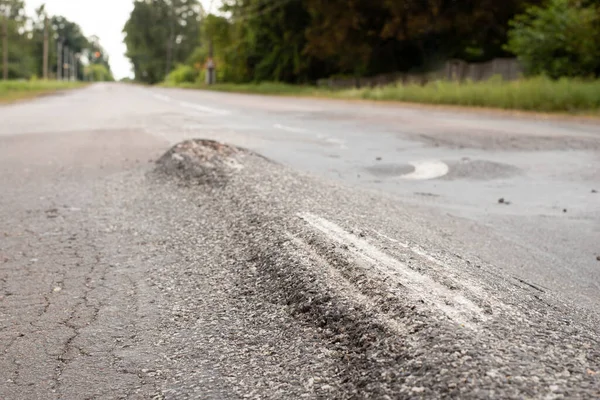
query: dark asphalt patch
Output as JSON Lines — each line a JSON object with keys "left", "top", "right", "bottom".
{"left": 443, "top": 159, "right": 521, "bottom": 181}
{"left": 364, "top": 163, "right": 414, "bottom": 178}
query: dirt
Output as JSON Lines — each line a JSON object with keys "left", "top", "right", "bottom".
{"left": 156, "top": 139, "right": 251, "bottom": 186}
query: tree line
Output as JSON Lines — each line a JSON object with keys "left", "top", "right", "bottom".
{"left": 123, "top": 0, "right": 600, "bottom": 85}
{"left": 0, "top": 0, "right": 113, "bottom": 81}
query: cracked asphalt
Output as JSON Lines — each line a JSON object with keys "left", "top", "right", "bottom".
{"left": 1, "top": 84, "right": 599, "bottom": 399}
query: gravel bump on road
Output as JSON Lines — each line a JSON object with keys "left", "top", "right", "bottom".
{"left": 156, "top": 139, "right": 251, "bottom": 186}
{"left": 149, "top": 139, "right": 600, "bottom": 398}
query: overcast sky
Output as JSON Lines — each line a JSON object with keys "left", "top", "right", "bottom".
{"left": 25, "top": 0, "right": 216, "bottom": 80}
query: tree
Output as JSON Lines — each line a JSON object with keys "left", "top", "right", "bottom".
{"left": 87, "top": 35, "right": 113, "bottom": 79}
{"left": 51, "top": 15, "right": 88, "bottom": 53}
{"left": 235, "top": 0, "right": 317, "bottom": 82}
{"left": 0, "top": 0, "right": 25, "bottom": 20}
{"left": 123, "top": 0, "right": 203, "bottom": 84}
{"left": 85, "top": 63, "right": 113, "bottom": 81}
{"left": 0, "top": 0, "right": 33, "bottom": 79}
{"left": 129, "top": 0, "right": 586, "bottom": 84}
{"left": 506, "top": 0, "right": 600, "bottom": 78}
{"left": 0, "top": 2, "right": 112, "bottom": 80}
{"left": 187, "top": 14, "right": 235, "bottom": 82}
{"left": 304, "top": 0, "right": 541, "bottom": 75}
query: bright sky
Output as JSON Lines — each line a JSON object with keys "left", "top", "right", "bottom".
{"left": 25, "top": 0, "right": 216, "bottom": 80}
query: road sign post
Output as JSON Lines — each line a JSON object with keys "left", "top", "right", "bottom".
{"left": 205, "top": 58, "right": 216, "bottom": 85}
{"left": 57, "top": 40, "right": 62, "bottom": 80}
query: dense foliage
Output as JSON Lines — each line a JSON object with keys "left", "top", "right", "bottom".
{"left": 124, "top": 0, "right": 600, "bottom": 84}
{"left": 506, "top": 0, "right": 600, "bottom": 78}
{"left": 0, "top": 0, "right": 113, "bottom": 80}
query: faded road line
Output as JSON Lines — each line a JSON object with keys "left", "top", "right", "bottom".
{"left": 152, "top": 93, "right": 173, "bottom": 103}
{"left": 317, "top": 134, "right": 347, "bottom": 149}
{"left": 177, "top": 101, "right": 231, "bottom": 116}
{"left": 299, "top": 212, "right": 487, "bottom": 328}
{"left": 152, "top": 93, "right": 231, "bottom": 116}
{"left": 273, "top": 124, "right": 308, "bottom": 134}
{"left": 401, "top": 160, "right": 449, "bottom": 180}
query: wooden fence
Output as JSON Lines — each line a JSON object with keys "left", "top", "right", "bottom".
{"left": 317, "top": 58, "right": 523, "bottom": 89}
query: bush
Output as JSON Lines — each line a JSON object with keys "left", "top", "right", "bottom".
{"left": 506, "top": 0, "right": 600, "bottom": 79}
{"left": 85, "top": 64, "right": 114, "bottom": 82}
{"left": 165, "top": 65, "right": 199, "bottom": 84}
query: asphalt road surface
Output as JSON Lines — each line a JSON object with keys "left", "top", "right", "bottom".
{"left": 1, "top": 83, "right": 599, "bottom": 399}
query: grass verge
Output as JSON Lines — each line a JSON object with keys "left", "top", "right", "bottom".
{"left": 163, "top": 77, "right": 600, "bottom": 115}
{"left": 0, "top": 80, "right": 84, "bottom": 104}
{"left": 163, "top": 81, "right": 325, "bottom": 96}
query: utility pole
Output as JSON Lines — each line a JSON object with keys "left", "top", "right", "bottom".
{"left": 57, "top": 39, "right": 62, "bottom": 80}
{"left": 73, "top": 54, "right": 77, "bottom": 81}
{"left": 2, "top": 11, "right": 8, "bottom": 80}
{"left": 204, "top": 0, "right": 216, "bottom": 85}
{"left": 62, "top": 45, "right": 68, "bottom": 81}
{"left": 206, "top": 39, "right": 215, "bottom": 85}
{"left": 69, "top": 51, "right": 73, "bottom": 81}
{"left": 43, "top": 16, "right": 49, "bottom": 79}
{"left": 70, "top": 51, "right": 74, "bottom": 81}
{"left": 165, "top": 0, "right": 174, "bottom": 77}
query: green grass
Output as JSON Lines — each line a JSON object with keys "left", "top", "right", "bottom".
{"left": 0, "top": 80, "right": 84, "bottom": 104}
{"left": 163, "top": 81, "right": 327, "bottom": 96}
{"left": 164, "top": 77, "right": 600, "bottom": 114}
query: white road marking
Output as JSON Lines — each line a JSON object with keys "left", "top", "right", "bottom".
{"left": 371, "top": 229, "right": 491, "bottom": 301}
{"left": 317, "top": 134, "right": 347, "bottom": 149}
{"left": 152, "top": 93, "right": 231, "bottom": 116}
{"left": 152, "top": 93, "right": 173, "bottom": 102}
{"left": 177, "top": 101, "right": 231, "bottom": 116}
{"left": 286, "top": 233, "right": 410, "bottom": 336}
{"left": 299, "top": 212, "right": 487, "bottom": 328}
{"left": 273, "top": 124, "right": 308, "bottom": 133}
{"left": 400, "top": 160, "right": 449, "bottom": 180}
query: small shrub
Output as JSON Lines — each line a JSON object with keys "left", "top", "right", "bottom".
{"left": 165, "top": 65, "right": 199, "bottom": 84}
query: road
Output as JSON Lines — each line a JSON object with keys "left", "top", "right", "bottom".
{"left": 0, "top": 83, "right": 599, "bottom": 398}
